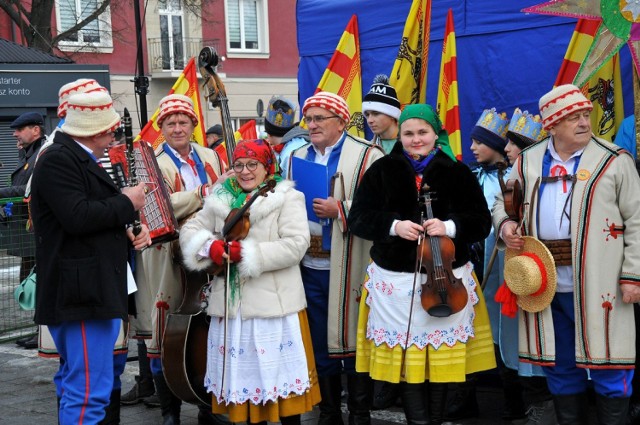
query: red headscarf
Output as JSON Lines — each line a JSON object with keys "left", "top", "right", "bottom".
{"left": 232, "top": 139, "right": 278, "bottom": 175}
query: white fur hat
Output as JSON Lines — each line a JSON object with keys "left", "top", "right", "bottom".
{"left": 539, "top": 84, "right": 593, "bottom": 130}
{"left": 61, "top": 91, "right": 121, "bottom": 137}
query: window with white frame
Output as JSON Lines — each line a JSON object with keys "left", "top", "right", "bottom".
{"left": 56, "top": 0, "right": 113, "bottom": 52}
{"left": 226, "top": 0, "right": 269, "bottom": 55}
{"left": 158, "top": 0, "right": 185, "bottom": 70}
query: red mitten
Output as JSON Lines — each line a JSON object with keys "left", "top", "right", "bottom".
{"left": 227, "top": 240, "right": 242, "bottom": 263}
{"left": 209, "top": 239, "right": 226, "bottom": 265}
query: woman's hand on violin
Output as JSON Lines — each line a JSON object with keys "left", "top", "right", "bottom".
{"left": 422, "top": 218, "right": 446, "bottom": 237}
{"left": 501, "top": 221, "right": 524, "bottom": 250}
{"left": 395, "top": 220, "right": 424, "bottom": 241}
{"left": 209, "top": 239, "right": 242, "bottom": 265}
{"left": 313, "top": 197, "right": 339, "bottom": 219}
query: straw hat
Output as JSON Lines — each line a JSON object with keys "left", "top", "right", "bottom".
{"left": 503, "top": 236, "right": 557, "bottom": 313}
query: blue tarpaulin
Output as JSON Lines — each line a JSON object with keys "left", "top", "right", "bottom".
{"left": 296, "top": 0, "right": 634, "bottom": 163}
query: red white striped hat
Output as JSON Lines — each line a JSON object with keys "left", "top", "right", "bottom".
{"left": 302, "top": 91, "right": 350, "bottom": 123}
{"left": 157, "top": 94, "right": 198, "bottom": 127}
{"left": 61, "top": 91, "right": 120, "bottom": 137}
{"left": 538, "top": 84, "right": 593, "bottom": 130}
{"left": 57, "top": 79, "right": 107, "bottom": 118}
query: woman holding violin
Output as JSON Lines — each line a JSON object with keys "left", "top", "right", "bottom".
{"left": 348, "top": 104, "right": 496, "bottom": 425}
{"left": 180, "top": 139, "right": 320, "bottom": 425}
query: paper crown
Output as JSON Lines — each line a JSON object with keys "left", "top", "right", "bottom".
{"left": 475, "top": 108, "right": 509, "bottom": 138}
{"left": 507, "top": 108, "right": 547, "bottom": 149}
{"left": 265, "top": 96, "right": 296, "bottom": 131}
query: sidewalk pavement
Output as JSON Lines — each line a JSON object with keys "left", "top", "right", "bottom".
{"left": 0, "top": 338, "right": 519, "bottom": 425}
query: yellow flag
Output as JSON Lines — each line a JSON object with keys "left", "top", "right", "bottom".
{"left": 389, "top": 0, "right": 432, "bottom": 108}
{"left": 314, "top": 15, "right": 364, "bottom": 137}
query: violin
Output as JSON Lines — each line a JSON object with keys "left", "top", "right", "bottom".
{"left": 496, "top": 161, "right": 523, "bottom": 222}
{"left": 209, "top": 178, "right": 277, "bottom": 274}
{"left": 418, "top": 189, "right": 468, "bottom": 317}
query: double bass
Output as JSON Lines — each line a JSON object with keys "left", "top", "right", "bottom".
{"left": 418, "top": 189, "right": 469, "bottom": 317}
{"left": 162, "top": 46, "right": 238, "bottom": 406}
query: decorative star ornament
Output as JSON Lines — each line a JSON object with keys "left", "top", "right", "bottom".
{"left": 523, "top": 0, "right": 640, "bottom": 87}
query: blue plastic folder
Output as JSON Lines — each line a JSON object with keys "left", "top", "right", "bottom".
{"left": 291, "top": 156, "right": 328, "bottom": 223}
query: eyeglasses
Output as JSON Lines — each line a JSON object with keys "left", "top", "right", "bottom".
{"left": 232, "top": 161, "right": 261, "bottom": 173}
{"left": 303, "top": 115, "right": 341, "bottom": 124}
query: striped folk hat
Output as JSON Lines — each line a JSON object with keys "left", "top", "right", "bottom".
{"left": 57, "top": 79, "right": 107, "bottom": 118}
{"left": 61, "top": 91, "right": 121, "bottom": 137}
{"left": 302, "top": 91, "right": 350, "bottom": 123}
{"left": 157, "top": 94, "right": 198, "bottom": 127}
{"left": 539, "top": 84, "right": 593, "bottom": 130}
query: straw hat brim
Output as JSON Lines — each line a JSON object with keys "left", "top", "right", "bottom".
{"left": 504, "top": 236, "right": 557, "bottom": 313}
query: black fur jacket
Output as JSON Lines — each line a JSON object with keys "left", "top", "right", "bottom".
{"left": 348, "top": 142, "right": 491, "bottom": 273}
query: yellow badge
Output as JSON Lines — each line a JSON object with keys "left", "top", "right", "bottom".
{"left": 576, "top": 169, "right": 590, "bottom": 181}
{"left": 23, "top": 163, "right": 29, "bottom": 171}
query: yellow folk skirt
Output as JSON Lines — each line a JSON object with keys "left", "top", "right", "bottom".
{"left": 356, "top": 270, "right": 496, "bottom": 384}
{"left": 211, "top": 310, "right": 321, "bottom": 423}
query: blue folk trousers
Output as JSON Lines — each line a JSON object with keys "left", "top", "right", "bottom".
{"left": 49, "top": 319, "right": 120, "bottom": 425}
{"left": 543, "top": 292, "right": 633, "bottom": 398}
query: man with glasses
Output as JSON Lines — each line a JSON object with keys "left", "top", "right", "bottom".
{"left": 132, "top": 94, "right": 231, "bottom": 425}
{"left": 289, "top": 91, "right": 384, "bottom": 425}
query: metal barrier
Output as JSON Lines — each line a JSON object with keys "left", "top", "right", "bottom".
{"left": 0, "top": 197, "right": 37, "bottom": 342}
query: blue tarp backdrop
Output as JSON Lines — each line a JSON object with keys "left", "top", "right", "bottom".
{"left": 296, "top": 0, "right": 634, "bottom": 164}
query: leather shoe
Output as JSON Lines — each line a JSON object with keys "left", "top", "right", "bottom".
{"left": 21, "top": 335, "right": 38, "bottom": 349}
{"left": 197, "top": 406, "right": 231, "bottom": 425}
{"left": 15, "top": 335, "right": 33, "bottom": 347}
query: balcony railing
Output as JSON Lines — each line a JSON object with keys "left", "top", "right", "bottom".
{"left": 148, "top": 37, "right": 221, "bottom": 72}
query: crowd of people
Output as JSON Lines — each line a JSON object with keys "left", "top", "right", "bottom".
{"left": 3, "top": 70, "right": 639, "bottom": 425}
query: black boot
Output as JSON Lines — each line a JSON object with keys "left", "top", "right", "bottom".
{"left": 317, "top": 374, "right": 344, "bottom": 425}
{"left": 552, "top": 393, "right": 588, "bottom": 425}
{"left": 596, "top": 394, "right": 630, "bottom": 425}
{"left": 347, "top": 372, "right": 373, "bottom": 425}
{"left": 279, "top": 414, "right": 301, "bottom": 425}
{"left": 98, "top": 389, "right": 121, "bottom": 425}
{"left": 501, "top": 367, "right": 526, "bottom": 420}
{"left": 372, "top": 381, "right": 401, "bottom": 410}
{"left": 196, "top": 405, "right": 231, "bottom": 425}
{"left": 428, "top": 382, "right": 448, "bottom": 425}
{"left": 399, "top": 382, "right": 429, "bottom": 425}
{"left": 122, "top": 341, "right": 155, "bottom": 405}
{"left": 153, "top": 373, "right": 181, "bottom": 425}
{"left": 445, "top": 375, "right": 479, "bottom": 420}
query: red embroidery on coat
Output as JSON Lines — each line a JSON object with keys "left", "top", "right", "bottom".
{"left": 603, "top": 218, "right": 624, "bottom": 241}
{"left": 601, "top": 293, "right": 615, "bottom": 359}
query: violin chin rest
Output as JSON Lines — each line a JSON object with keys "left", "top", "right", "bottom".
{"left": 426, "top": 304, "right": 453, "bottom": 318}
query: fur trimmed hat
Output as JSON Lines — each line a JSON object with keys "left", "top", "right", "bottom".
{"left": 157, "top": 94, "right": 198, "bottom": 127}
{"left": 57, "top": 79, "right": 107, "bottom": 118}
{"left": 265, "top": 96, "right": 296, "bottom": 137}
{"left": 61, "top": 91, "right": 121, "bottom": 138}
{"left": 302, "top": 91, "right": 350, "bottom": 123}
{"left": 539, "top": 84, "right": 593, "bottom": 130}
{"left": 362, "top": 74, "right": 401, "bottom": 119}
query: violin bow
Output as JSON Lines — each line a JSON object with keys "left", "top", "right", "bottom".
{"left": 400, "top": 212, "right": 425, "bottom": 379}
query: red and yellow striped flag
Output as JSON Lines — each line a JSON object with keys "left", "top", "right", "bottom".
{"left": 554, "top": 19, "right": 624, "bottom": 143}
{"left": 137, "top": 57, "right": 207, "bottom": 149}
{"left": 314, "top": 15, "right": 364, "bottom": 138}
{"left": 389, "top": 0, "right": 432, "bottom": 108}
{"left": 233, "top": 119, "right": 258, "bottom": 141}
{"left": 436, "top": 8, "right": 461, "bottom": 160}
